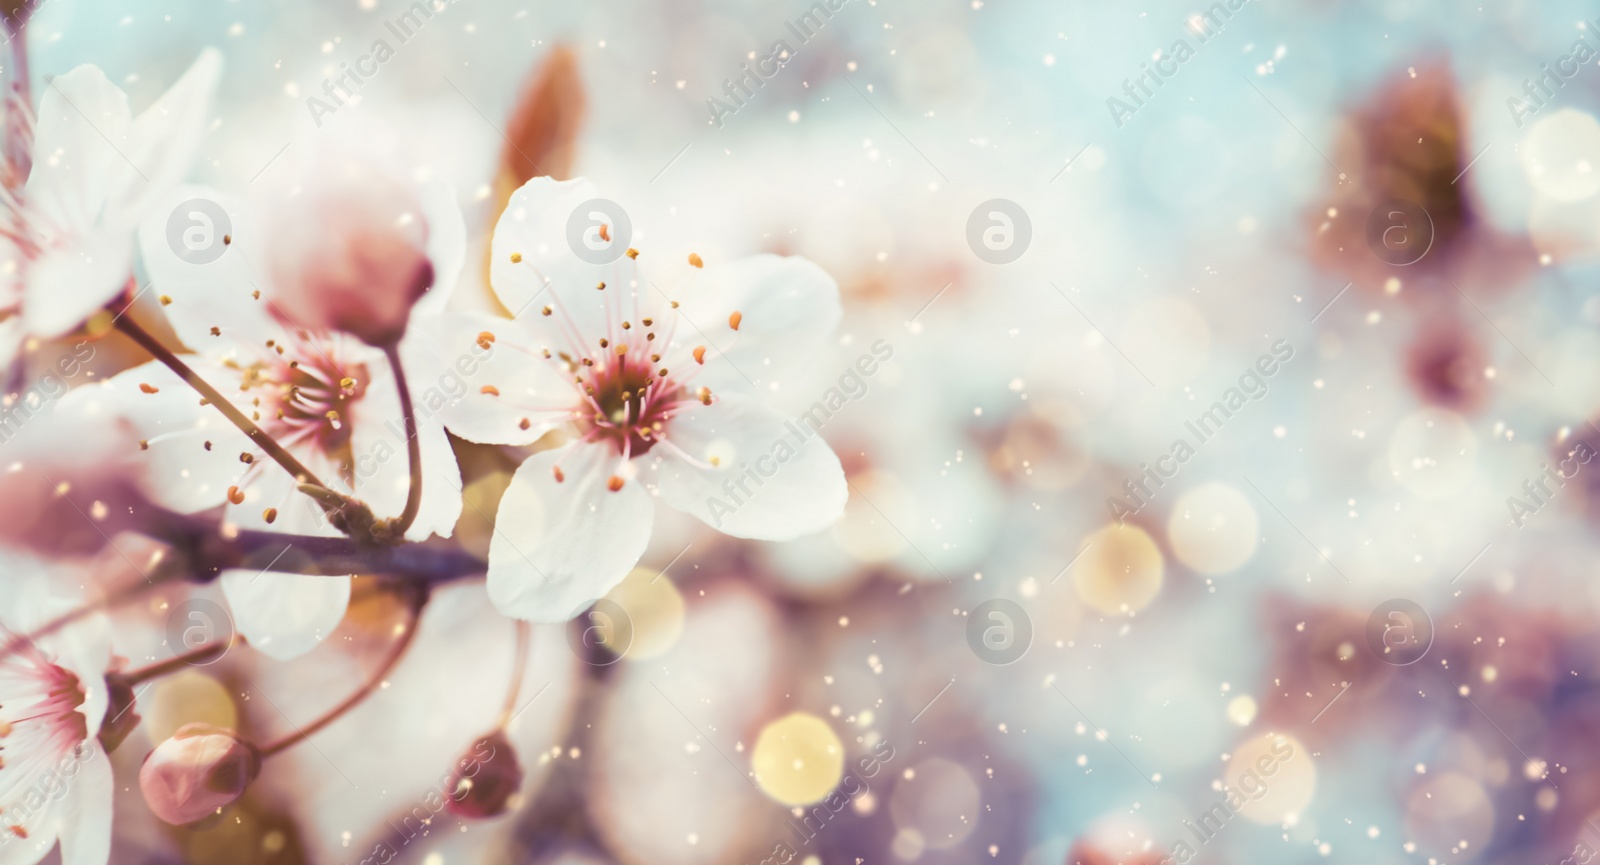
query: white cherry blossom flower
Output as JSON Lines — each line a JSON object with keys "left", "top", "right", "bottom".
{"left": 0, "top": 555, "right": 115, "bottom": 865}
{"left": 438, "top": 177, "right": 848, "bottom": 621}
{"left": 68, "top": 179, "right": 469, "bottom": 660}
{"left": 0, "top": 49, "right": 221, "bottom": 363}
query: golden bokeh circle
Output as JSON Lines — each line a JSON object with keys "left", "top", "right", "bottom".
{"left": 601, "top": 566, "right": 685, "bottom": 660}
{"left": 1074, "top": 524, "right": 1164, "bottom": 615}
{"left": 142, "top": 669, "right": 238, "bottom": 743}
{"left": 1227, "top": 732, "right": 1315, "bottom": 824}
{"left": 1168, "top": 482, "right": 1259, "bottom": 575}
{"left": 751, "top": 712, "right": 845, "bottom": 806}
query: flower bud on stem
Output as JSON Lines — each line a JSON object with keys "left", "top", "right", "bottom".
{"left": 445, "top": 729, "right": 523, "bottom": 819}
{"left": 140, "top": 724, "right": 262, "bottom": 825}
{"left": 261, "top": 158, "right": 434, "bottom": 348}
{"left": 441, "top": 621, "right": 532, "bottom": 820}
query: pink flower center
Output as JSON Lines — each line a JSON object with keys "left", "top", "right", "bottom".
{"left": 576, "top": 352, "right": 685, "bottom": 458}
{"left": 0, "top": 635, "right": 90, "bottom": 838}
{"left": 0, "top": 107, "right": 57, "bottom": 308}
{"left": 240, "top": 339, "right": 369, "bottom": 467}
{"left": 509, "top": 261, "right": 740, "bottom": 488}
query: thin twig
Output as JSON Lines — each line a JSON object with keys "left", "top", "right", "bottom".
{"left": 382, "top": 343, "right": 423, "bottom": 536}
{"left": 121, "top": 634, "right": 239, "bottom": 685}
{"left": 0, "top": 555, "right": 187, "bottom": 662}
{"left": 259, "top": 588, "right": 426, "bottom": 757}
{"left": 112, "top": 311, "right": 330, "bottom": 492}
{"left": 497, "top": 620, "right": 532, "bottom": 729}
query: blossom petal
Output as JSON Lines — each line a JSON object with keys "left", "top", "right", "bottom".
{"left": 221, "top": 569, "right": 351, "bottom": 661}
{"left": 51, "top": 627, "right": 113, "bottom": 743}
{"left": 487, "top": 444, "right": 652, "bottom": 622}
{"left": 0, "top": 556, "right": 113, "bottom": 736}
{"left": 0, "top": 819, "right": 56, "bottom": 863}
{"left": 489, "top": 177, "right": 640, "bottom": 341}
{"left": 410, "top": 419, "right": 462, "bottom": 541}
{"left": 20, "top": 52, "right": 220, "bottom": 340}
{"left": 0, "top": 561, "right": 112, "bottom": 865}
{"left": 669, "top": 254, "right": 841, "bottom": 392}
{"left": 106, "top": 48, "right": 223, "bottom": 220}
{"left": 135, "top": 184, "right": 281, "bottom": 353}
{"left": 342, "top": 362, "right": 407, "bottom": 514}
{"left": 405, "top": 312, "right": 576, "bottom": 446}
{"left": 25, "top": 64, "right": 129, "bottom": 241}
{"left": 647, "top": 395, "right": 846, "bottom": 540}
{"left": 66, "top": 360, "right": 253, "bottom": 512}
{"left": 22, "top": 230, "right": 134, "bottom": 338}
{"left": 55, "top": 747, "right": 113, "bottom": 865}
{"left": 226, "top": 457, "right": 338, "bottom": 538}
{"left": 412, "top": 179, "right": 467, "bottom": 317}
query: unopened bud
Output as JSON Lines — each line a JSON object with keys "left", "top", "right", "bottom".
{"left": 445, "top": 730, "right": 523, "bottom": 819}
{"left": 263, "top": 157, "right": 435, "bottom": 346}
{"left": 139, "top": 724, "right": 261, "bottom": 825}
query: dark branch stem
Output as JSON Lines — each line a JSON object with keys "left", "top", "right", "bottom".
{"left": 1, "top": 510, "right": 484, "bottom": 667}
{"left": 382, "top": 343, "right": 424, "bottom": 537}
{"left": 112, "top": 312, "right": 332, "bottom": 493}
{"left": 259, "top": 588, "right": 425, "bottom": 757}
{"left": 145, "top": 507, "right": 485, "bottom": 584}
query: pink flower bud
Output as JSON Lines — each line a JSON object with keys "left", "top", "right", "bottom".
{"left": 139, "top": 723, "right": 261, "bottom": 825}
{"left": 263, "top": 159, "right": 434, "bottom": 347}
{"left": 445, "top": 730, "right": 523, "bottom": 819}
